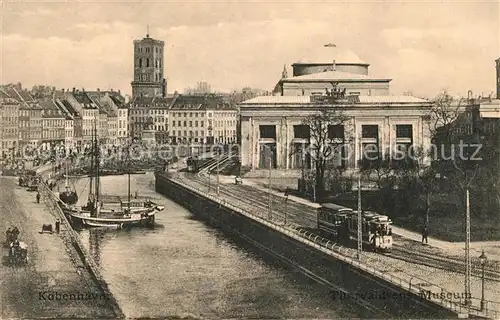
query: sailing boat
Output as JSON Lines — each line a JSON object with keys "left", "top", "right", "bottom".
{"left": 60, "top": 120, "right": 164, "bottom": 229}
{"left": 59, "top": 158, "right": 78, "bottom": 205}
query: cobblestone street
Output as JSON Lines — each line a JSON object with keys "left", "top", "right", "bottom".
{"left": 0, "top": 177, "right": 116, "bottom": 319}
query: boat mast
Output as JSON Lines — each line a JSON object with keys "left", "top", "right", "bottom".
{"left": 65, "top": 157, "right": 68, "bottom": 188}
{"left": 88, "top": 121, "right": 94, "bottom": 198}
{"left": 94, "top": 118, "right": 100, "bottom": 206}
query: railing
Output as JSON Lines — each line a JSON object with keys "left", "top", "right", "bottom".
{"left": 161, "top": 171, "right": 499, "bottom": 320}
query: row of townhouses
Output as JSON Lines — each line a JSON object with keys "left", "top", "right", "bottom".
{"left": 128, "top": 94, "right": 238, "bottom": 146}
{"left": 0, "top": 84, "right": 129, "bottom": 158}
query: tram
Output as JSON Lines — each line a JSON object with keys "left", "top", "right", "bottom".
{"left": 345, "top": 210, "right": 393, "bottom": 252}
{"left": 186, "top": 157, "right": 196, "bottom": 172}
{"left": 317, "top": 203, "right": 393, "bottom": 252}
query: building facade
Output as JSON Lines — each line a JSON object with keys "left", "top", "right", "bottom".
{"left": 131, "top": 33, "right": 166, "bottom": 98}
{"left": 169, "top": 94, "right": 238, "bottom": 145}
{"left": 40, "top": 99, "right": 65, "bottom": 152}
{"left": 128, "top": 96, "right": 173, "bottom": 144}
{"left": 0, "top": 90, "right": 19, "bottom": 159}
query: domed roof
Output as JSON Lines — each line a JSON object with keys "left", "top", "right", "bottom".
{"left": 295, "top": 43, "right": 366, "bottom": 65}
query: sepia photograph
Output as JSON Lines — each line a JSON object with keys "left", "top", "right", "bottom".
{"left": 0, "top": 0, "right": 499, "bottom": 319}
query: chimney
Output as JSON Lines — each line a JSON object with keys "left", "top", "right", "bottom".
{"left": 111, "top": 88, "right": 114, "bottom": 92}
{"left": 72, "top": 87, "right": 75, "bottom": 93}
{"left": 62, "top": 89, "right": 65, "bottom": 93}
{"left": 118, "top": 90, "right": 121, "bottom": 95}
{"left": 97, "top": 88, "right": 100, "bottom": 92}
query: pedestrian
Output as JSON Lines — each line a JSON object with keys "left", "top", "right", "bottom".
{"left": 36, "top": 192, "right": 41, "bottom": 204}
{"left": 421, "top": 225, "right": 428, "bottom": 244}
{"left": 55, "top": 219, "right": 60, "bottom": 234}
{"left": 12, "top": 227, "right": 19, "bottom": 241}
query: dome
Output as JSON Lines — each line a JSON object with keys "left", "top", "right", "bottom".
{"left": 295, "top": 43, "right": 366, "bottom": 65}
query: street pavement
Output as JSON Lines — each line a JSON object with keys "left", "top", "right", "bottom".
{"left": 0, "top": 176, "right": 116, "bottom": 319}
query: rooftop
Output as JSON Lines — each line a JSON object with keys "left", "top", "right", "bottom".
{"left": 72, "top": 92, "right": 98, "bottom": 109}
{"left": 294, "top": 44, "right": 367, "bottom": 65}
{"left": 240, "top": 95, "right": 430, "bottom": 105}
{"left": 171, "top": 94, "right": 233, "bottom": 110}
{"left": 60, "top": 99, "right": 80, "bottom": 117}
{"left": 479, "top": 99, "right": 500, "bottom": 118}
{"left": 284, "top": 70, "right": 391, "bottom": 82}
{"left": 39, "top": 99, "right": 65, "bottom": 118}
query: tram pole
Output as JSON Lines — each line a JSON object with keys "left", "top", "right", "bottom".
{"left": 216, "top": 151, "right": 220, "bottom": 196}
{"left": 268, "top": 153, "right": 272, "bottom": 220}
{"left": 357, "top": 167, "right": 362, "bottom": 260}
{"left": 465, "top": 187, "right": 471, "bottom": 306}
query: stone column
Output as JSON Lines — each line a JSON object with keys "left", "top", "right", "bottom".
{"left": 252, "top": 118, "right": 257, "bottom": 170}
{"left": 383, "top": 116, "right": 390, "bottom": 158}
{"left": 275, "top": 122, "right": 281, "bottom": 169}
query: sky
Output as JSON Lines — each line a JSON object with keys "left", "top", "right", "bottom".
{"left": 1, "top": 0, "right": 499, "bottom": 98}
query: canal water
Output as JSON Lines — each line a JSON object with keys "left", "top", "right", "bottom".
{"left": 70, "top": 173, "right": 362, "bottom": 319}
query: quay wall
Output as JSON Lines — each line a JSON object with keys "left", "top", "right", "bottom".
{"left": 36, "top": 165, "right": 125, "bottom": 319}
{"left": 155, "top": 173, "right": 460, "bottom": 318}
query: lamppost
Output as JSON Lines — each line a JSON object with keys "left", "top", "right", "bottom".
{"left": 479, "top": 250, "right": 487, "bottom": 311}
{"left": 208, "top": 169, "right": 211, "bottom": 193}
{"left": 216, "top": 151, "right": 220, "bottom": 196}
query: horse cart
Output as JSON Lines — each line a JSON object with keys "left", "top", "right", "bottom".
{"left": 8, "top": 241, "right": 29, "bottom": 265}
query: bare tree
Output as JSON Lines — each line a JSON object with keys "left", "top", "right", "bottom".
{"left": 302, "top": 107, "right": 350, "bottom": 199}
{"left": 403, "top": 146, "right": 436, "bottom": 225}
{"left": 428, "top": 92, "right": 463, "bottom": 138}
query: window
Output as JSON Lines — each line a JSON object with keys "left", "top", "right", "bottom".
{"left": 362, "top": 125, "right": 378, "bottom": 139}
{"left": 396, "top": 125, "right": 412, "bottom": 139}
{"left": 189, "top": 121, "right": 192, "bottom": 127}
{"left": 183, "top": 121, "right": 187, "bottom": 126}
{"left": 178, "top": 121, "right": 181, "bottom": 126}
{"left": 327, "top": 125, "right": 346, "bottom": 168}
{"left": 195, "top": 121, "right": 198, "bottom": 127}
{"left": 360, "top": 125, "right": 380, "bottom": 166}
{"left": 200, "top": 121, "right": 204, "bottom": 127}
{"left": 139, "top": 58, "right": 142, "bottom": 68}
{"left": 394, "top": 124, "right": 413, "bottom": 165}
{"left": 146, "top": 59, "right": 150, "bottom": 67}
{"left": 259, "top": 125, "right": 276, "bottom": 139}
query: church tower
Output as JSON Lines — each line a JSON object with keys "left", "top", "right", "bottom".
{"left": 131, "top": 28, "right": 166, "bottom": 98}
